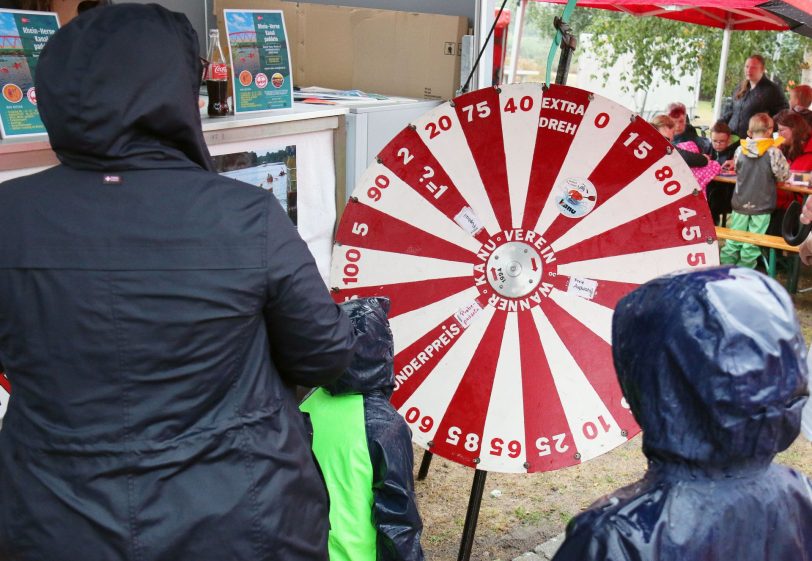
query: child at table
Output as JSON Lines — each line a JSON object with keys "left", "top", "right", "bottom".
{"left": 650, "top": 114, "right": 720, "bottom": 195}
{"left": 720, "top": 113, "right": 790, "bottom": 268}
{"left": 706, "top": 121, "right": 738, "bottom": 167}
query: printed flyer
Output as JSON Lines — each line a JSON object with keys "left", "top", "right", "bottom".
{"left": 0, "top": 9, "right": 58, "bottom": 138}
{"left": 223, "top": 9, "right": 293, "bottom": 114}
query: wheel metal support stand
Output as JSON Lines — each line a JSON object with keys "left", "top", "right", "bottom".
{"left": 421, "top": 14, "right": 576, "bottom": 561}
{"left": 554, "top": 16, "right": 576, "bottom": 86}
{"left": 417, "top": 450, "right": 433, "bottom": 481}
{"left": 457, "top": 469, "right": 488, "bottom": 561}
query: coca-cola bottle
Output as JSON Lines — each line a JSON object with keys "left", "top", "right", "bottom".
{"left": 205, "top": 29, "right": 229, "bottom": 117}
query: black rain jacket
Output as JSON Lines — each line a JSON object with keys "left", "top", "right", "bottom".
{"left": 0, "top": 5, "right": 355, "bottom": 561}
{"left": 722, "top": 76, "right": 789, "bottom": 138}
{"left": 553, "top": 267, "right": 812, "bottom": 561}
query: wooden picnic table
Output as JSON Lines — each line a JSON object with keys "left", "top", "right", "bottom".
{"left": 708, "top": 174, "right": 808, "bottom": 293}
{"left": 712, "top": 173, "right": 737, "bottom": 185}
{"left": 710, "top": 173, "right": 812, "bottom": 195}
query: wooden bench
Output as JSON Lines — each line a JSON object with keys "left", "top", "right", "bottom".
{"left": 715, "top": 227, "right": 801, "bottom": 292}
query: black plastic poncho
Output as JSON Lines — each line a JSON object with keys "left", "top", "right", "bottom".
{"left": 553, "top": 267, "right": 812, "bottom": 561}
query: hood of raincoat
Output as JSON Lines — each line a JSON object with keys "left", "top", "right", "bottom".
{"left": 35, "top": 4, "right": 213, "bottom": 171}
{"left": 740, "top": 136, "right": 784, "bottom": 158}
{"left": 612, "top": 266, "right": 808, "bottom": 471}
{"left": 326, "top": 297, "right": 395, "bottom": 397}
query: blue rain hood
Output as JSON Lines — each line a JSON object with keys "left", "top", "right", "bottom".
{"left": 552, "top": 266, "right": 812, "bottom": 561}
{"left": 326, "top": 297, "right": 395, "bottom": 397}
{"left": 612, "top": 266, "right": 808, "bottom": 470}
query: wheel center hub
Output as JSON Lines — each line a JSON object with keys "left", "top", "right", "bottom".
{"left": 486, "top": 241, "right": 542, "bottom": 298}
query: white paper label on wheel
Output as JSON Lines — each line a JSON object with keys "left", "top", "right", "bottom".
{"left": 332, "top": 83, "right": 719, "bottom": 474}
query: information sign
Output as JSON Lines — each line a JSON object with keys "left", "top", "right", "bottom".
{"left": 0, "top": 9, "right": 58, "bottom": 138}
{"left": 223, "top": 9, "right": 292, "bottom": 114}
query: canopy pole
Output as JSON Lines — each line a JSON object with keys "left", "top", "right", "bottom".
{"left": 713, "top": 23, "right": 732, "bottom": 121}
{"left": 507, "top": 0, "right": 528, "bottom": 84}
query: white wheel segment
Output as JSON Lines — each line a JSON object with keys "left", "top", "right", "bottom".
{"left": 331, "top": 83, "right": 719, "bottom": 473}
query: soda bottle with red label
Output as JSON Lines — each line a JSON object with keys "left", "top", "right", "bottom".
{"left": 205, "top": 29, "right": 229, "bottom": 117}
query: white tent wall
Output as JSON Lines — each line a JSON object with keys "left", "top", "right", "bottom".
{"left": 576, "top": 33, "right": 702, "bottom": 119}
{"left": 803, "top": 47, "right": 812, "bottom": 83}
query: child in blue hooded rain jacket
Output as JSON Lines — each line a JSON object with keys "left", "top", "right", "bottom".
{"left": 552, "top": 267, "right": 812, "bottom": 561}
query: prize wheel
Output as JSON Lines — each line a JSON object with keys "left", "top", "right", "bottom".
{"left": 330, "top": 83, "right": 718, "bottom": 474}
{"left": 0, "top": 373, "right": 9, "bottom": 423}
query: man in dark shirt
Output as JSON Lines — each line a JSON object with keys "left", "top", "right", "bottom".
{"left": 721, "top": 54, "right": 788, "bottom": 139}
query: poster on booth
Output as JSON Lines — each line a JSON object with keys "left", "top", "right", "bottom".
{"left": 0, "top": 9, "right": 58, "bottom": 138}
{"left": 211, "top": 143, "right": 298, "bottom": 225}
{"left": 223, "top": 9, "right": 292, "bottom": 114}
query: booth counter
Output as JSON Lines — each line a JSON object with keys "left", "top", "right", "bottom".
{"left": 0, "top": 103, "right": 349, "bottom": 283}
{"left": 0, "top": 98, "right": 440, "bottom": 282}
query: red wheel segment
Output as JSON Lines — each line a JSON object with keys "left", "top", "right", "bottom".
{"left": 0, "top": 373, "right": 9, "bottom": 425}
{"left": 331, "top": 83, "right": 719, "bottom": 474}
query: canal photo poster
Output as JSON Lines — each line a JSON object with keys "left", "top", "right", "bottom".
{"left": 212, "top": 144, "right": 298, "bottom": 225}
{"left": 223, "top": 9, "right": 293, "bottom": 114}
{"left": 0, "top": 9, "right": 58, "bottom": 138}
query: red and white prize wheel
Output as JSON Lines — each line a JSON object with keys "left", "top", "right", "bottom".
{"left": 331, "top": 83, "right": 718, "bottom": 474}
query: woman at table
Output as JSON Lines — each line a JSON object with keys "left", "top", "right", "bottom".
{"left": 776, "top": 109, "right": 812, "bottom": 170}
{"left": 770, "top": 110, "right": 812, "bottom": 234}
{"left": 668, "top": 102, "right": 698, "bottom": 143}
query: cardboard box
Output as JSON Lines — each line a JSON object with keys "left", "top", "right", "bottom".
{"left": 214, "top": 0, "right": 466, "bottom": 100}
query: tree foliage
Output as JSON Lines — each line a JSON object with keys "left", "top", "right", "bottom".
{"left": 523, "top": 3, "right": 812, "bottom": 100}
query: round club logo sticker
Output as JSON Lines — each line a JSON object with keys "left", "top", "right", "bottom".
{"left": 2, "top": 83, "right": 23, "bottom": 104}
{"left": 238, "top": 70, "right": 253, "bottom": 87}
{"left": 255, "top": 72, "right": 268, "bottom": 89}
{"left": 26, "top": 87, "right": 36, "bottom": 105}
{"left": 556, "top": 177, "right": 597, "bottom": 218}
{"left": 271, "top": 73, "right": 284, "bottom": 88}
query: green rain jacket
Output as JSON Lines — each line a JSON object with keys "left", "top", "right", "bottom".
{"left": 301, "top": 297, "right": 425, "bottom": 561}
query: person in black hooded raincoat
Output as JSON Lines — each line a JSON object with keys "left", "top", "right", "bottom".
{"left": 0, "top": 5, "right": 356, "bottom": 561}
{"left": 552, "top": 266, "right": 812, "bottom": 561}
{"left": 300, "top": 297, "right": 424, "bottom": 561}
